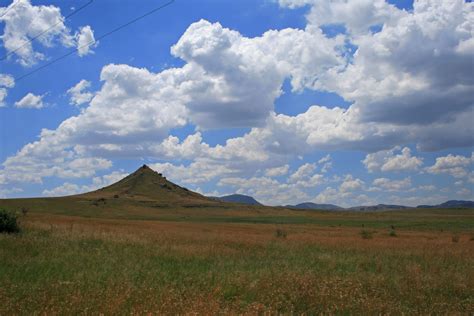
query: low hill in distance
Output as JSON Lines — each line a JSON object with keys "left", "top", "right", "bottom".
{"left": 348, "top": 204, "right": 412, "bottom": 211}
{"left": 417, "top": 200, "right": 474, "bottom": 209}
{"left": 212, "top": 194, "right": 262, "bottom": 205}
{"left": 286, "top": 202, "right": 343, "bottom": 210}
{"left": 286, "top": 201, "right": 474, "bottom": 211}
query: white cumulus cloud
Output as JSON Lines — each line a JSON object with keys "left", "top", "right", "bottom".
{"left": 372, "top": 177, "right": 412, "bottom": 192}
{"left": 67, "top": 79, "right": 94, "bottom": 106}
{"left": 426, "top": 153, "right": 473, "bottom": 178}
{"left": 0, "top": 74, "right": 14, "bottom": 107}
{"left": 265, "top": 164, "right": 290, "bottom": 177}
{"left": 75, "top": 25, "right": 97, "bottom": 56}
{"left": 363, "top": 147, "right": 423, "bottom": 172}
{"left": 339, "top": 175, "right": 365, "bottom": 193}
{"left": 14, "top": 92, "right": 44, "bottom": 109}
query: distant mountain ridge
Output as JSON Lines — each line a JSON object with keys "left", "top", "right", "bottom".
{"left": 417, "top": 200, "right": 474, "bottom": 209}
{"left": 212, "top": 194, "right": 261, "bottom": 205}
{"left": 284, "top": 200, "right": 474, "bottom": 211}
{"left": 286, "top": 202, "right": 343, "bottom": 210}
{"left": 212, "top": 193, "right": 474, "bottom": 210}
{"left": 348, "top": 204, "right": 411, "bottom": 211}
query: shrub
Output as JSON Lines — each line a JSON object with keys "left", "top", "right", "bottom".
{"left": 0, "top": 209, "right": 20, "bottom": 234}
{"left": 452, "top": 235, "right": 460, "bottom": 243}
{"left": 275, "top": 228, "right": 287, "bottom": 238}
{"left": 389, "top": 229, "right": 397, "bottom": 237}
{"left": 360, "top": 230, "right": 373, "bottom": 239}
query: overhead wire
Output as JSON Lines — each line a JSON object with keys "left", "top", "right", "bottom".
{"left": 14, "top": 0, "right": 175, "bottom": 82}
{"left": 1, "top": 0, "right": 95, "bottom": 61}
{"left": 0, "top": 0, "right": 20, "bottom": 19}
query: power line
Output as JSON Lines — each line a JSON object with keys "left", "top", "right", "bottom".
{"left": 0, "top": 0, "right": 20, "bottom": 19}
{"left": 14, "top": 0, "right": 175, "bottom": 83}
{"left": 1, "top": 0, "right": 95, "bottom": 61}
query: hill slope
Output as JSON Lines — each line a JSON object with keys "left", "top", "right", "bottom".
{"left": 80, "top": 164, "right": 214, "bottom": 205}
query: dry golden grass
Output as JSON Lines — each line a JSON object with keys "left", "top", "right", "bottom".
{"left": 24, "top": 212, "right": 474, "bottom": 251}
{"left": 0, "top": 212, "right": 472, "bottom": 314}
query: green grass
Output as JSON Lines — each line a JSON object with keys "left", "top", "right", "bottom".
{"left": 0, "top": 217, "right": 473, "bottom": 314}
{"left": 0, "top": 198, "right": 473, "bottom": 313}
{"left": 155, "top": 214, "right": 474, "bottom": 231}
{"left": 1, "top": 197, "right": 473, "bottom": 232}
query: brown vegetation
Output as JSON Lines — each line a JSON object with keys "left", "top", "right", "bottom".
{"left": 0, "top": 212, "right": 472, "bottom": 314}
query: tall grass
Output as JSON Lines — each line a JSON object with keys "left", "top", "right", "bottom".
{"left": 360, "top": 229, "right": 374, "bottom": 239}
{"left": 0, "top": 215, "right": 473, "bottom": 314}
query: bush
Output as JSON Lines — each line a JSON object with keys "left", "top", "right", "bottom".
{"left": 0, "top": 209, "right": 20, "bottom": 234}
{"left": 275, "top": 228, "right": 287, "bottom": 238}
{"left": 360, "top": 230, "right": 373, "bottom": 239}
{"left": 389, "top": 229, "right": 397, "bottom": 237}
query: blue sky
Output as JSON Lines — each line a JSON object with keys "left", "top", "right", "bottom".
{"left": 0, "top": 0, "right": 473, "bottom": 206}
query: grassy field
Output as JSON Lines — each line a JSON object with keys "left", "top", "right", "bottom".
{"left": 1, "top": 209, "right": 473, "bottom": 314}
{"left": 2, "top": 196, "right": 474, "bottom": 231}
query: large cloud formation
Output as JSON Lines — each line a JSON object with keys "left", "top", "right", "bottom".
{"left": 0, "top": 0, "right": 473, "bottom": 204}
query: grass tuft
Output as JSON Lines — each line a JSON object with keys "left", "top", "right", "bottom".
{"left": 275, "top": 228, "right": 287, "bottom": 238}
{"left": 360, "top": 229, "right": 373, "bottom": 239}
